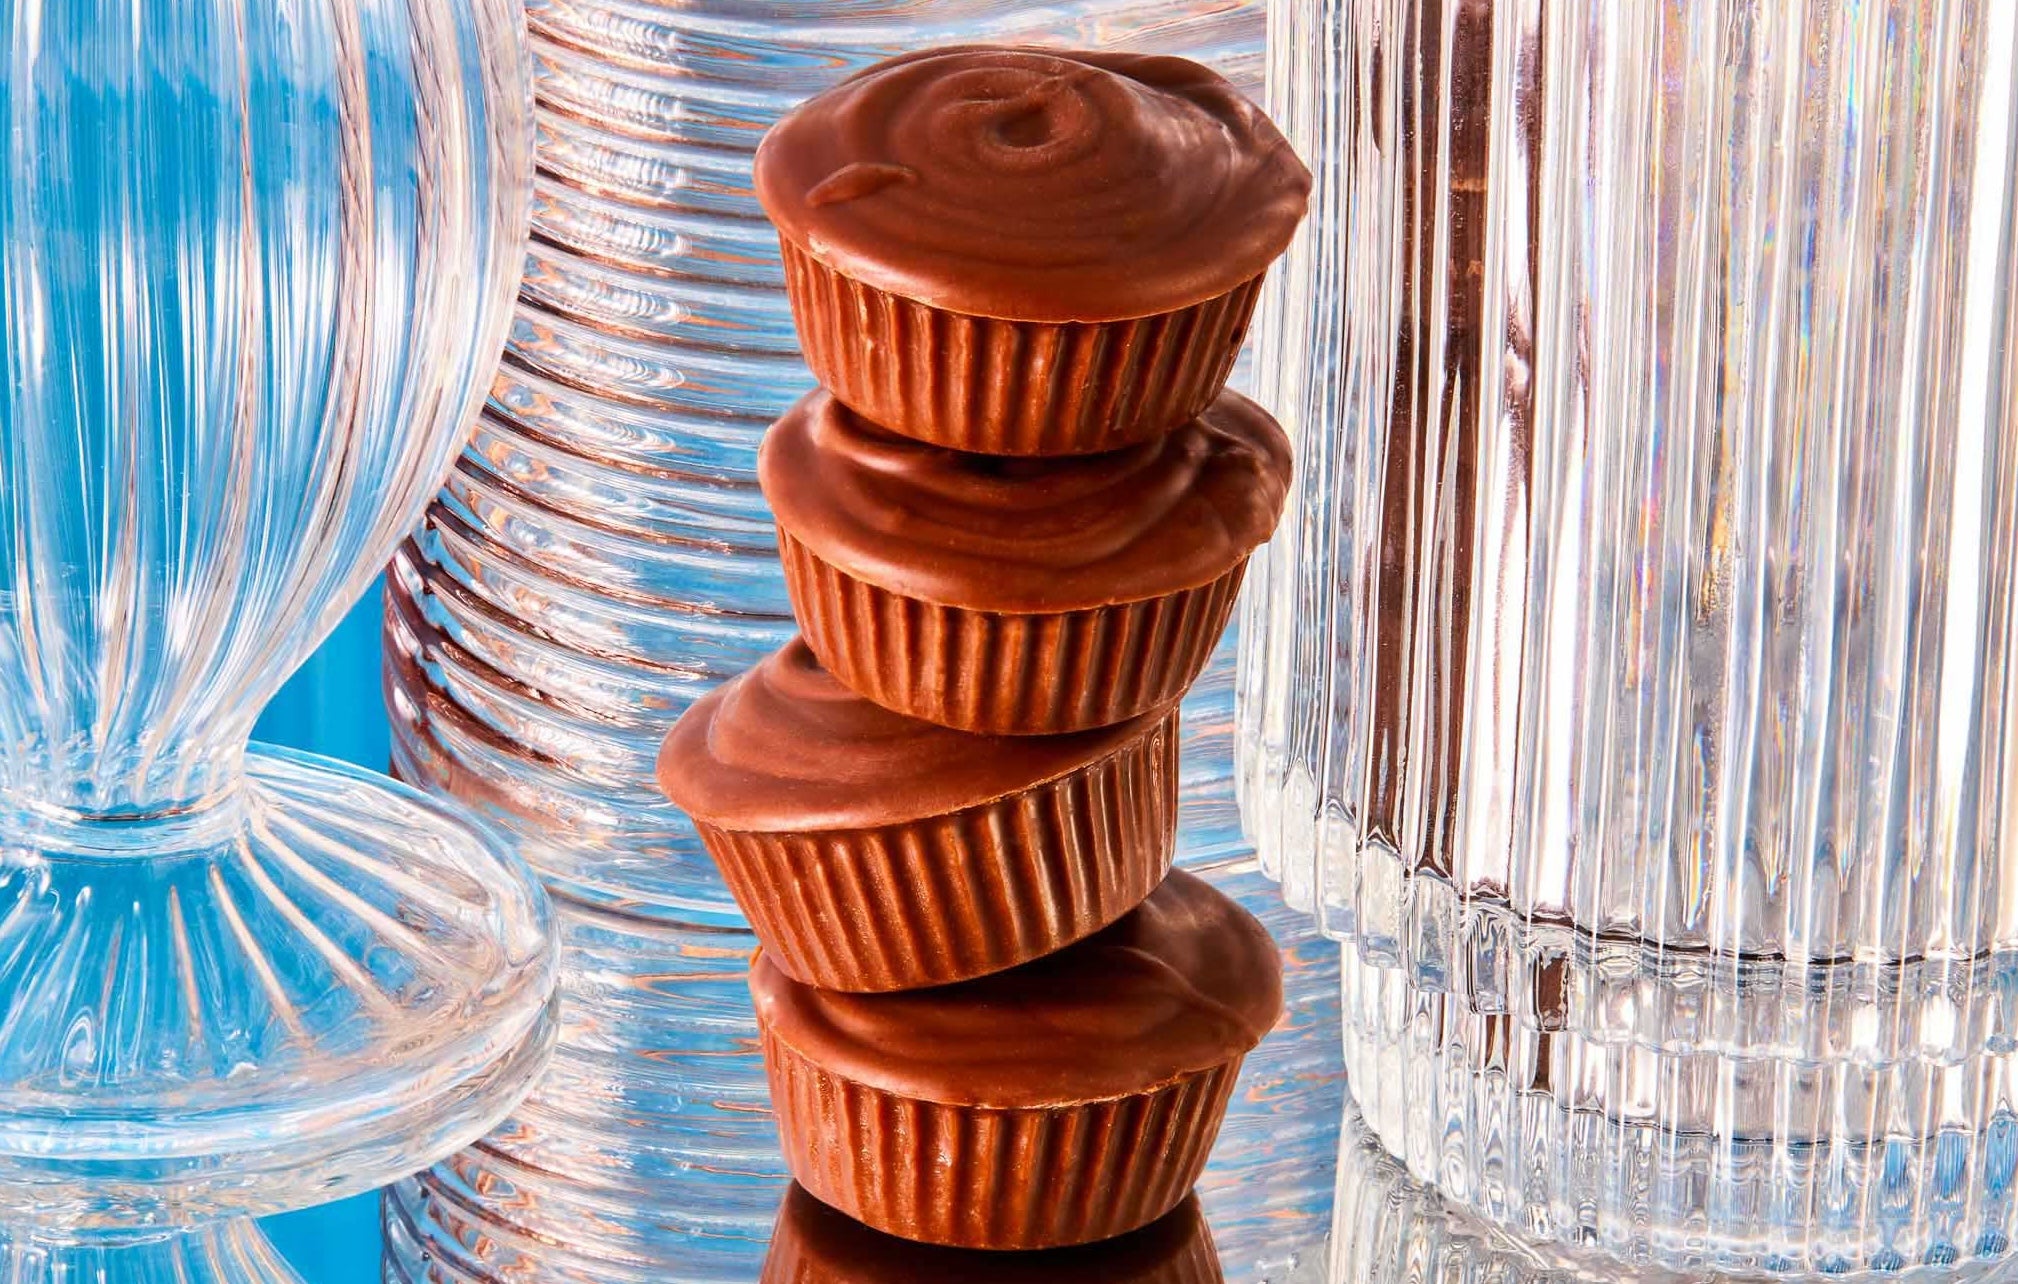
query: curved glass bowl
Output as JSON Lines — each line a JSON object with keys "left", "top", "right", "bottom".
{"left": 0, "top": 0, "right": 559, "bottom": 1274}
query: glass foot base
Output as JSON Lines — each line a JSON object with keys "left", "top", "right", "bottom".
{"left": 1, "top": 1222, "right": 302, "bottom": 1284}
{"left": 0, "top": 747, "right": 559, "bottom": 1231}
{"left": 1330, "top": 1092, "right": 2018, "bottom": 1284}
{"left": 1342, "top": 940, "right": 2018, "bottom": 1276}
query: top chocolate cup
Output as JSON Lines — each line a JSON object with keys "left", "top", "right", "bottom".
{"left": 760, "top": 387, "right": 1291, "bottom": 735}
{"left": 755, "top": 46, "right": 1311, "bottom": 456}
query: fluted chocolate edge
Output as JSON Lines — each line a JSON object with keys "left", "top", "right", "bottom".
{"left": 762, "top": 1025, "right": 1242, "bottom": 1250}
{"left": 780, "top": 237, "right": 1260, "bottom": 457}
{"left": 693, "top": 708, "right": 1178, "bottom": 992}
{"left": 780, "top": 530, "right": 1246, "bottom": 735}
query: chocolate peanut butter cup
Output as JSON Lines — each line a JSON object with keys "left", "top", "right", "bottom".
{"left": 763, "top": 1184, "right": 1223, "bottom": 1284}
{"left": 658, "top": 638, "right": 1177, "bottom": 992}
{"left": 759, "top": 387, "right": 1291, "bottom": 735}
{"left": 755, "top": 46, "right": 1310, "bottom": 455}
{"left": 752, "top": 870, "right": 1282, "bottom": 1250}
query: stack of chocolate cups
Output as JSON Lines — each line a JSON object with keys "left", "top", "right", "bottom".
{"left": 659, "top": 47, "right": 1312, "bottom": 1259}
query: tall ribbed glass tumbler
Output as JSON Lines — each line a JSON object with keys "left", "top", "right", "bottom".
{"left": 381, "top": 4, "right": 1340, "bottom": 1282}
{"left": 1244, "top": 0, "right": 2018, "bottom": 1273}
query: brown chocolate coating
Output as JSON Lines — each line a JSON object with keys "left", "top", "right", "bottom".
{"left": 658, "top": 637, "right": 1162, "bottom": 832}
{"left": 751, "top": 869, "right": 1282, "bottom": 1108}
{"left": 755, "top": 46, "right": 1311, "bottom": 323}
{"left": 758, "top": 388, "right": 1291, "bottom": 614}
{"left": 763, "top": 1184, "right": 1224, "bottom": 1284}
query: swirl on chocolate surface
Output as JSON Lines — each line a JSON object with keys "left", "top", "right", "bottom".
{"left": 758, "top": 389, "right": 1291, "bottom": 614}
{"left": 658, "top": 637, "right": 1159, "bottom": 832}
{"left": 751, "top": 870, "right": 1282, "bottom": 1108}
{"left": 754, "top": 46, "right": 1311, "bottom": 322}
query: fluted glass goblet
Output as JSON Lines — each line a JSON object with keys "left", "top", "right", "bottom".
{"left": 0, "top": 1, "right": 559, "bottom": 1279}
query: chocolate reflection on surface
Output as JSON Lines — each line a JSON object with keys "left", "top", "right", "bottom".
{"left": 762, "top": 1183, "right": 1225, "bottom": 1283}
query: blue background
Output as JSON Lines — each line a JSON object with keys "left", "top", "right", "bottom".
{"left": 253, "top": 588, "right": 389, "bottom": 1284}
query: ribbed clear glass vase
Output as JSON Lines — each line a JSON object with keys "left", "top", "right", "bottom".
{"left": 381, "top": 4, "right": 1340, "bottom": 1280}
{"left": 1243, "top": 0, "right": 2018, "bottom": 1272}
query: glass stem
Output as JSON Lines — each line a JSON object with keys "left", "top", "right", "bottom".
{"left": 0, "top": 770, "right": 252, "bottom": 863}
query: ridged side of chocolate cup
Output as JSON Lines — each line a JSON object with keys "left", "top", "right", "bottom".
{"left": 762, "top": 1026, "right": 1241, "bottom": 1250}
{"left": 780, "top": 531, "right": 1246, "bottom": 735}
{"left": 781, "top": 237, "right": 1261, "bottom": 456}
{"left": 694, "top": 708, "right": 1178, "bottom": 992}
